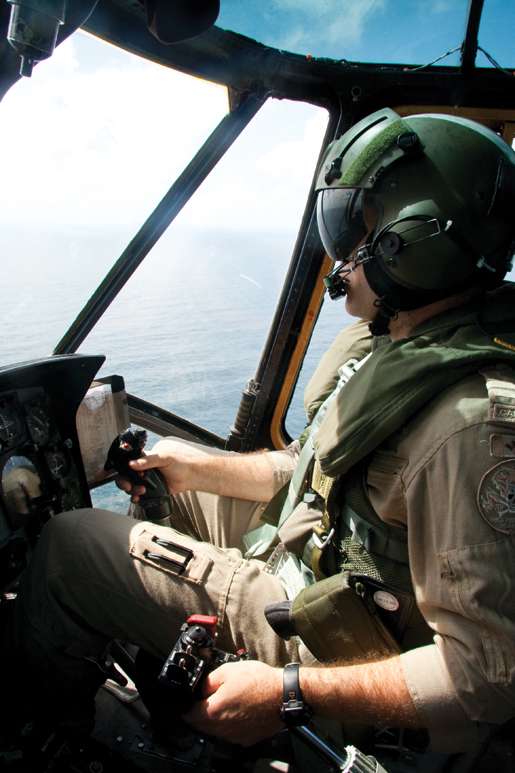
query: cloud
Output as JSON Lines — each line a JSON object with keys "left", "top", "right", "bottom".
{"left": 428, "top": 0, "right": 454, "bottom": 12}
{"left": 179, "top": 102, "right": 327, "bottom": 232}
{"left": 272, "top": 0, "right": 386, "bottom": 53}
{"left": 0, "top": 30, "right": 327, "bottom": 237}
{"left": 0, "top": 32, "right": 228, "bottom": 228}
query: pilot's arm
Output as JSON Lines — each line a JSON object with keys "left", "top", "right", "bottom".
{"left": 118, "top": 437, "right": 299, "bottom": 503}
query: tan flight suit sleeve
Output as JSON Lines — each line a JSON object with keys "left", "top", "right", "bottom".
{"left": 267, "top": 440, "right": 301, "bottom": 489}
{"left": 304, "top": 319, "right": 373, "bottom": 421}
{"left": 379, "top": 371, "right": 515, "bottom": 751}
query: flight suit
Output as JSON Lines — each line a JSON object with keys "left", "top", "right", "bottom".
{"left": 15, "top": 313, "right": 515, "bottom": 755}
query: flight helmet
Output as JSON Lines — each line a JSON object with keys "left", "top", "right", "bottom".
{"left": 315, "top": 108, "right": 515, "bottom": 331}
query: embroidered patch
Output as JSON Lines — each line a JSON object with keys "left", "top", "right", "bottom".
{"left": 491, "top": 402, "right": 515, "bottom": 424}
{"left": 490, "top": 433, "right": 515, "bottom": 459}
{"left": 477, "top": 460, "right": 515, "bottom": 535}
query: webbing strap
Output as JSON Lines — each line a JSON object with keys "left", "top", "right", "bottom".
{"left": 346, "top": 505, "right": 408, "bottom": 564}
{"left": 242, "top": 353, "right": 372, "bottom": 558}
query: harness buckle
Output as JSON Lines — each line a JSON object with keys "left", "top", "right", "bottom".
{"left": 311, "top": 527, "right": 335, "bottom": 551}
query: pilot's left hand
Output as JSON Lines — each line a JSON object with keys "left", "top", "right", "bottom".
{"left": 184, "top": 660, "right": 284, "bottom": 746}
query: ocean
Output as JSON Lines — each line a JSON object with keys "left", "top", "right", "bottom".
{"left": 1, "top": 220, "right": 350, "bottom": 514}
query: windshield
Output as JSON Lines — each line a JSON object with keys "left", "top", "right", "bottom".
{"left": 217, "top": 0, "right": 514, "bottom": 69}
{"left": 0, "top": 31, "right": 228, "bottom": 362}
{"left": 78, "top": 96, "right": 327, "bottom": 436}
{"left": 0, "top": 29, "right": 328, "bottom": 439}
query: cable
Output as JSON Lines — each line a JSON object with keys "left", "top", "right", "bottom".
{"left": 477, "top": 45, "right": 514, "bottom": 77}
{"left": 407, "top": 44, "right": 461, "bottom": 72}
{"left": 405, "top": 42, "right": 514, "bottom": 77}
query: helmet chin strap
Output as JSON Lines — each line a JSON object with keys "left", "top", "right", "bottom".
{"left": 369, "top": 298, "right": 398, "bottom": 336}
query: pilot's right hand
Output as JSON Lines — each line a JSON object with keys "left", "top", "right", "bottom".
{"left": 115, "top": 438, "right": 198, "bottom": 502}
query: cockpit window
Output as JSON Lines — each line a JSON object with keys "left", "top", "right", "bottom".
{"left": 80, "top": 98, "right": 328, "bottom": 436}
{"left": 217, "top": 1, "right": 514, "bottom": 69}
{"left": 478, "top": 1, "right": 515, "bottom": 70}
{"left": 0, "top": 30, "right": 228, "bottom": 363}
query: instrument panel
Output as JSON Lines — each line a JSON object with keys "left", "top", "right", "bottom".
{"left": 0, "top": 354, "right": 104, "bottom": 590}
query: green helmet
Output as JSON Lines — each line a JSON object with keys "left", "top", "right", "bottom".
{"left": 315, "top": 108, "right": 515, "bottom": 315}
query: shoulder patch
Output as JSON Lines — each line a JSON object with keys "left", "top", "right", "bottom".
{"left": 491, "top": 403, "right": 515, "bottom": 424}
{"left": 477, "top": 459, "right": 515, "bottom": 535}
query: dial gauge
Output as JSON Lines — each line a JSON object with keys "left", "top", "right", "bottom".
{"left": 45, "top": 450, "right": 69, "bottom": 480}
{"left": 0, "top": 401, "right": 20, "bottom": 447}
{"left": 26, "top": 404, "right": 51, "bottom": 446}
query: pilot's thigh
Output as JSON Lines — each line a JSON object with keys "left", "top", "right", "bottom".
{"left": 20, "top": 508, "right": 299, "bottom": 667}
{"left": 168, "top": 487, "right": 266, "bottom": 552}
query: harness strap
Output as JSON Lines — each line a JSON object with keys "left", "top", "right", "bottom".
{"left": 242, "top": 353, "right": 372, "bottom": 558}
{"left": 344, "top": 504, "right": 409, "bottom": 564}
{"left": 306, "top": 461, "right": 409, "bottom": 580}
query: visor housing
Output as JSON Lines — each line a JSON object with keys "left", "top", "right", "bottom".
{"left": 316, "top": 188, "right": 379, "bottom": 262}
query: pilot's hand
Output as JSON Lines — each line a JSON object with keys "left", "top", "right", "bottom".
{"left": 115, "top": 439, "right": 197, "bottom": 501}
{"left": 184, "top": 660, "right": 284, "bottom": 746}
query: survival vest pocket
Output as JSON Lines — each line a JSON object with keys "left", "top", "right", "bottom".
{"left": 291, "top": 570, "right": 400, "bottom": 662}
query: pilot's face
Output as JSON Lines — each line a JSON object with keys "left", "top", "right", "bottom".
{"left": 342, "top": 251, "right": 379, "bottom": 321}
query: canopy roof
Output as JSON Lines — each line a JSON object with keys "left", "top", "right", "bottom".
{"left": 1, "top": 1, "right": 514, "bottom": 112}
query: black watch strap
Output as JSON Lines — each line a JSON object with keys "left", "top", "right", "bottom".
{"left": 280, "top": 662, "right": 313, "bottom": 726}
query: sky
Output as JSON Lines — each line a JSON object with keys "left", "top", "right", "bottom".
{"left": 0, "top": 30, "right": 327, "bottom": 232}
{"left": 218, "top": 0, "right": 515, "bottom": 68}
{"left": 2, "top": 0, "right": 513, "bottom": 234}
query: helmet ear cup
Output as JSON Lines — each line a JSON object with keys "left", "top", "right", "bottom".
{"left": 376, "top": 231, "right": 403, "bottom": 258}
{"left": 364, "top": 221, "right": 478, "bottom": 311}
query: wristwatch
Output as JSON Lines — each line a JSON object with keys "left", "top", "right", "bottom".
{"left": 280, "top": 662, "right": 313, "bottom": 726}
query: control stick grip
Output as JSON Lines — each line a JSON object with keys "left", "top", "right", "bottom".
{"left": 104, "top": 428, "right": 173, "bottom": 525}
{"left": 137, "top": 468, "right": 173, "bottom": 523}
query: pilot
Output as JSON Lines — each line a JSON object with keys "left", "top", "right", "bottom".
{"left": 13, "top": 109, "right": 515, "bottom": 765}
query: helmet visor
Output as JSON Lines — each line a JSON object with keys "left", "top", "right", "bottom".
{"left": 316, "top": 188, "right": 378, "bottom": 261}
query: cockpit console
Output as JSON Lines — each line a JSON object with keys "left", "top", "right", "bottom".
{"left": 0, "top": 354, "right": 104, "bottom": 590}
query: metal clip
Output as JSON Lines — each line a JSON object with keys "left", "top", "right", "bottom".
{"left": 311, "top": 527, "right": 335, "bottom": 550}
